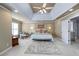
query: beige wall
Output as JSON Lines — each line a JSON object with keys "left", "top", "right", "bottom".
{"left": 0, "top": 7, "right": 12, "bottom": 52}
{"left": 54, "top": 9, "right": 79, "bottom": 37}
{"left": 54, "top": 19, "right": 61, "bottom": 37}
{"left": 22, "top": 22, "right": 55, "bottom": 34}
{"left": 22, "top": 23, "right": 35, "bottom": 33}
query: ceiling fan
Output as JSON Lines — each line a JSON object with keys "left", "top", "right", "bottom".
{"left": 33, "top": 3, "right": 53, "bottom": 14}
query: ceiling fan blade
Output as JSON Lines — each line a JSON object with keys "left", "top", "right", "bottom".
{"left": 43, "top": 9, "right": 46, "bottom": 13}
{"left": 42, "top": 3, "right": 47, "bottom": 8}
{"left": 45, "top": 7, "right": 53, "bottom": 9}
{"left": 33, "top": 7, "right": 41, "bottom": 9}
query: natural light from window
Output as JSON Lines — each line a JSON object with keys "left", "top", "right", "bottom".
{"left": 12, "top": 22, "right": 18, "bottom": 35}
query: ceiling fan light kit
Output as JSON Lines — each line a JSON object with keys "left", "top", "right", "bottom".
{"left": 43, "top": 9, "right": 46, "bottom": 13}
{"left": 39, "top": 10, "right": 44, "bottom": 14}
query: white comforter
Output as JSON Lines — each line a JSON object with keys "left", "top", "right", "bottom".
{"left": 30, "top": 33, "right": 53, "bottom": 41}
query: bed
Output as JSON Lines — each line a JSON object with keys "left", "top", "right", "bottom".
{"left": 30, "top": 33, "right": 53, "bottom": 41}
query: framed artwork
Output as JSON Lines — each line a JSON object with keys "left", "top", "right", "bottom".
{"left": 38, "top": 24, "right": 44, "bottom": 28}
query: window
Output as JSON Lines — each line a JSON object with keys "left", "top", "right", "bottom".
{"left": 12, "top": 22, "right": 18, "bottom": 35}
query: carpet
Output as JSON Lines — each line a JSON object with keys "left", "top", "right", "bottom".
{"left": 25, "top": 41, "right": 62, "bottom": 55}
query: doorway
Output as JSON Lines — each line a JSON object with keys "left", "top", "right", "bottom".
{"left": 61, "top": 20, "right": 71, "bottom": 44}
{"left": 70, "top": 16, "right": 79, "bottom": 44}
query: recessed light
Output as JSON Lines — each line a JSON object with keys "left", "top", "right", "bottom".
{"left": 14, "top": 10, "right": 18, "bottom": 13}
{"left": 69, "top": 9, "right": 74, "bottom": 11}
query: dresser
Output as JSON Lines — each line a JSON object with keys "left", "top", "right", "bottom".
{"left": 12, "top": 37, "right": 19, "bottom": 47}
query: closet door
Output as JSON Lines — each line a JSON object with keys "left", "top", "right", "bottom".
{"left": 61, "top": 20, "right": 71, "bottom": 44}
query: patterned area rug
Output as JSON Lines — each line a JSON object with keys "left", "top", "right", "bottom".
{"left": 25, "top": 41, "right": 62, "bottom": 55}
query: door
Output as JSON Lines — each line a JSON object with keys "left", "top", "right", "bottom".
{"left": 61, "top": 20, "right": 71, "bottom": 44}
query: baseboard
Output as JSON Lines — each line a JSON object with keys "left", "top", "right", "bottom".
{"left": 0, "top": 46, "right": 12, "bottom": 55}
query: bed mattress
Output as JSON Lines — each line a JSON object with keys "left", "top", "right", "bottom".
{"left": 30, "top": 33, "right": 53, "bottom": 41}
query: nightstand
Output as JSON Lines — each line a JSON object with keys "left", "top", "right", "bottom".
{"left": 12, "top": 37, "right": 19, "bottom": 47}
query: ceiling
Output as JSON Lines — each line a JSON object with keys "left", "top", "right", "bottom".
{"left": 30, "top": 3, "right": 55, "bottom": 13}
{"left": 56, "top": 4, "right": 79, "bottom": 20}
{"left": 0, "top": 3, "right": 78, "bottom": 21}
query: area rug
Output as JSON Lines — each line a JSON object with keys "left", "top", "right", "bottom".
{"left": 25, "top": 41, "right": 62, "bottom": 55}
